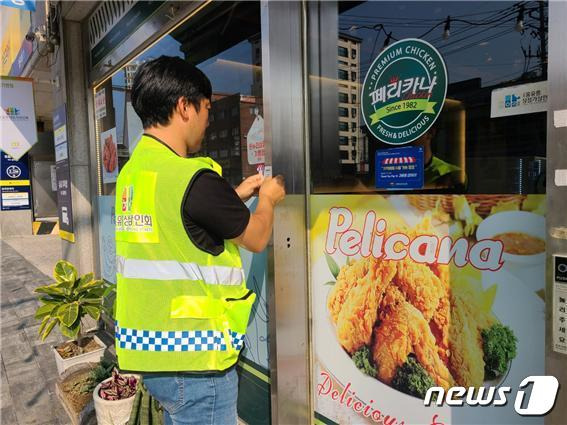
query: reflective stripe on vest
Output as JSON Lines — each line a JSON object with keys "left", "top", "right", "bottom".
{"left": 115, "top": 323, "right": 245, "bottom": 352}
{"left": 116, "top": 256, "right": 245, "bottom": 285}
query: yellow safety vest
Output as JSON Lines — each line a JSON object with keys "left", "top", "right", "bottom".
{"left": 115, "top": 135, "right": 255, "bottom": 372}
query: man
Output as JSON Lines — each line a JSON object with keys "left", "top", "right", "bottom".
{"left": 114, "top": 56, "right": 285, "bottom": 424}
{"left": 412, "top": 123, "right": 465, "bottom": 190}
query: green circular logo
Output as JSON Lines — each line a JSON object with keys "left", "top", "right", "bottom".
{"left": 361, "top": 38, "right": 447, "bottom": 145}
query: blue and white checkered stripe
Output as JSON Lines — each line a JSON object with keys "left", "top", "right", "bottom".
{"left": 115, "top": 324, "right": 245, "bottom": 352}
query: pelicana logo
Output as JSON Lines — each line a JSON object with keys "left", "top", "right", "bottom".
{"left": 361, "top": 38, "right": 447, "bottom": 145}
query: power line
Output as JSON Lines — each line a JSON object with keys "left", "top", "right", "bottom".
{"left": 443, "top": 28, "right": 516, "bottom": 57}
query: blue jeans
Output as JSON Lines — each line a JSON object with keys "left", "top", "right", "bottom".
{"left": 142, "top": 368, "right": 238, "bottom": 425}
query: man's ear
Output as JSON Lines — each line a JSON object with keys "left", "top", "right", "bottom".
{"left": 177, "top": 97, "right": 190, "bottom": 120}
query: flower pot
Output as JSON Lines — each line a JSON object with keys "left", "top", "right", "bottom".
{"left": 93, "top": 374, "right": 139, "bottom": 425}
{"left": 53, "top": 335, "right": 106, "bottom": 376}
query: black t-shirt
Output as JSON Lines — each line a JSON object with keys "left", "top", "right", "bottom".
{"left": 183, "top": 170, "right": 250, "bottom": 255}
{"left": 144, "top": 134, "right": 250, "bottom": 256}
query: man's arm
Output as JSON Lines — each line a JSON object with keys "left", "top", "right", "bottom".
{"left": 232, "top": 175, "right": 285, "bottom": 253}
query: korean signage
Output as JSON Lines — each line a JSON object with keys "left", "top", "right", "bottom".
{"left": 553, "top": 255, "right": 567, "bottom": 354}
{"left": 490, "top": 81, "right": 548, "bottom": 118}
{"left": 54, "top": 104, "right": 75, "bottom": 243}
{"left": 311, "top": 194, "right": 545, "bottom": 424}
{"left": 376, "top": 146, "right": 424, "bottom": 190}
{"left": 95, "top": 88, "right": 106, "bottom": 120}
{"left": 0, "top": 151, "right": 30, "bottom": 210}
{"left": 362, "top": 39, "right": 447, "bottom": 145}
{"left": 247, "top": 115, "right": 265, "bottom": 166}
{"left": 90, "top": 0, "right": 164, "bottom": 67}
{"left": 0, "top": 76, "right": 38, "bottom": 160}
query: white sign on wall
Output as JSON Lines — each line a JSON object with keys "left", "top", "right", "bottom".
{"left": 95, "top": 88, "right": 107, "bottom": 120}
{"left": 50, "top": 165, "right": 57, "bottom": 192}
{"left": 246, "top": 115, "right": 265, "bottom": 165}
{"left": 491, "top": 80, "right": 548, "bottom": 118}
{"left": 0, "top": 77, "right": 38, "bottom": 160}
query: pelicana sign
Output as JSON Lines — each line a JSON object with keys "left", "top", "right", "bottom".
{"left": 362, "top": 38, "right": 447, "bottom": 145}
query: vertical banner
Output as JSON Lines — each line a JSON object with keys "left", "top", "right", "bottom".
{"left": 100, "top": 127, "right": 119, "bottom": 183}
{"left": 0, "top": 151, "right": 30, "bottom": 210}
{"left": 237, "top": 197, "right": 271, "bottom": 425}
{"left": 53, "top": 104, "right": 75, "bottom": 242}
{"left": 97, "top": 195, "right": 116, "bottom": 283}
{"left": 311, "top": 194, "right": 545, "bottom": 425}
{"left": 0, "top": 76, "right": 38, "bottom": 159}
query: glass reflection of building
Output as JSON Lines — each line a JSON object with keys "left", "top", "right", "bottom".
{"left": 338, "top": 34, "right": 368, "bottom": 175}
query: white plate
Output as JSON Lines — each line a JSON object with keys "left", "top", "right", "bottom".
{"left": 312, "top": 253, "right": 544, "bottom": 425}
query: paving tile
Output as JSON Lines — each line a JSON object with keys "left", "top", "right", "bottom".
{"left": 15, "top": 300, "right": 40, "bottom": 319}
{"left": 2, "top": 342, "right": 34, "bottom": 368}
{"left": 10, "top": 378, "right": 59, "bottom": 425}
{"left": 1, "top": 406, "right": 18, "bottom": 424}
{"left": 1, "top": 240, "right": 84, "bottom": 425}
{"left": 1, "top": 367, "right": 14, "bottom": 409}
{"left": 25, "top": 323, "right": 62, "bottom": 347}
{"left": 1, "top": 330, "right": 28, "bottom": 349}
{"left": 1, "top": 315, "right": 20, "bottom": 329}
{"left": 4, "top": 361, "right": 42, "bottom": 384}
{"left": 38, "top": 357, "right": 60, "bottom": 382}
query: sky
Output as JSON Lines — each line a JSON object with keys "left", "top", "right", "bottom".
{"left": 341, "top": 1, "right": 545, "bottom": 86}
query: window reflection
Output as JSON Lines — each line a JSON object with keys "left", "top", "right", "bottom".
{"left": 310, "top": 1, "right": 547, "bottom": 194}
{"left": 94, "top": 2, "right": 264, "bottom": 193}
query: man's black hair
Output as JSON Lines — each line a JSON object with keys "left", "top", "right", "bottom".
{"left": 131, "top": 56, "right": 212, "bottom": 128}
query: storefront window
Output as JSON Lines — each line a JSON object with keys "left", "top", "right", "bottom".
{"left": 309, "top": 1, "right": 548, "bottom": 194}
{"left": 94, "top": 2, "right": 264, "bottom": 193}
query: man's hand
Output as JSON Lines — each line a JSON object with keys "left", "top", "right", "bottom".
{"left": 235, "top": 173, "right": 264, "bottom": 202}
{"left": 231, "top": 175, "right": 286, "bottom": 253}
{"left": 259, "top": 175, "right": 286, "bottom": 206}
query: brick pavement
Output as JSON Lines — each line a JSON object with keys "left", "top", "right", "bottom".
{"left": 1, "top": 238, "right": 71, "bottom": 425}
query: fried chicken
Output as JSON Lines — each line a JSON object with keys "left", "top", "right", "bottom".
{"left": 430, "top": 296, "right": 451, "bottom": 365}
{"left": 334, "top": 259, "right": 397, "bottom": 354}
{"left": 448, "top": 292, "right": 485, "bottom": 387}
{"left": 372, "top": 294, "right": 454, "bottom": 389}
{"left": 394, "top": 258, "right": 445, "bottom": 321}
{"left": 326, "top": 212, "right": 499, "bottom": 394}
{"left": 327, "top": 257, "right": 371, "bottom": 323}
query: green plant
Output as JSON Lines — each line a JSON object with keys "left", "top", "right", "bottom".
{"left": 34, "top": 260, "right": 110, "bottom": 346}
{"left": 391, "top": 355, "right": 436, "bottom": 399}
{"left": 352, "top": 346, "right": 377, "bottom": 377}
{"left": 80, "top": 359, "right": 116, "bottom": 394}
{"left": 481, "top": 323, "right": 517, "bottom": 380}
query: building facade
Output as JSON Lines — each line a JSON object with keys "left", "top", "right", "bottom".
{"left": 3, "top": 1, "right": 567, "bottom": 425}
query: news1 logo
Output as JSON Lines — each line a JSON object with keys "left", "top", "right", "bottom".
{"left": 424, "top": 376, "right": 559, "bottom": 416}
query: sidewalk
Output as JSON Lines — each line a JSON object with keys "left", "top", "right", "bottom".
{"left": 1, "top": 235, "right": 71, "bottom": 425}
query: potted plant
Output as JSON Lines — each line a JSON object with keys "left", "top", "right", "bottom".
{"left": 56, "top": 359, "right": 117, "bottom": 425}
{"left": 93, "top": 368, "right": 139, "bottom": 425}
{"left": 34, "top": 260, "right": 109, "bottom": 375}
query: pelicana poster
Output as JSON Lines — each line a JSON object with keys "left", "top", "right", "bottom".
{"left": 311, "top": 194, "right": 545, "bottom": 425}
